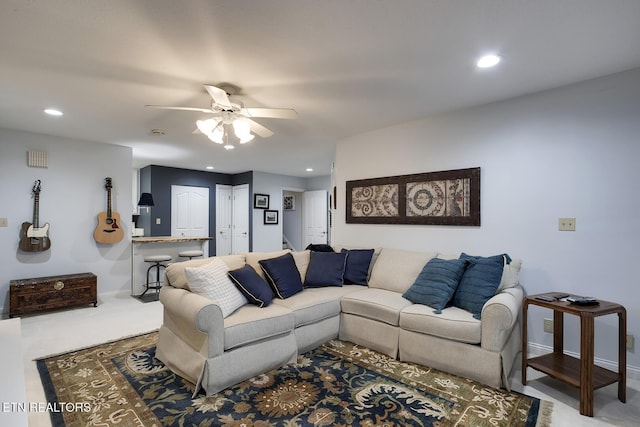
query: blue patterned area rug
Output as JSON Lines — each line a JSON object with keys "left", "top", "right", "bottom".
{"left": 37, "top": 331, "right": 552, "bottom": 426}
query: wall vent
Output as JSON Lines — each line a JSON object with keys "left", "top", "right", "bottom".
{"left": 28, "top": 150, "right": 48, "bottom": 168}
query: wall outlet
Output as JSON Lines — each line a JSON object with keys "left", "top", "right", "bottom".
{"left": 155, "top": 218, "right": 161, "bottom": 225}
{"left": 543, "top": 318, "right": 553, "bottom": 333}
{"left": 627, "top": 334, "right": 634, "bottom": 349}
{"left": 0, "top": 217, "right": 7, "bottom": 227}
{"left": 558, "top": 217, "right": 576, "bottom": 231}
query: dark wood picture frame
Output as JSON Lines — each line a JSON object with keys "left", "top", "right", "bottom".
{"left": 264, "top": 210, "right": 279, "bottom": 225}
{"left": 254, "top": 193, "right": 269, "bottom": 209}
{"left": 346, "top": 167, "right": 480, "bottom": 226}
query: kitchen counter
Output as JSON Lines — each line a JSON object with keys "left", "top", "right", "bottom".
{"left": 131, "top": 236, "right": 212, "bottom": 296}
{"left": 133, "top": 236, "right": 213, "bottom": 244}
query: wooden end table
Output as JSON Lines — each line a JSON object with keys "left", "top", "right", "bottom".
{"left": 522, "top": 292, "right": 626, "bottom": 416}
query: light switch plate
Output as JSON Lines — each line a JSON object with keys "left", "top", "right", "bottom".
{"left": 0, "top": 217, "right": 8, "bottom": 227}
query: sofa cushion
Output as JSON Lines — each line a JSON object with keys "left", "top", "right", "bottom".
{"left": 166, "top": 254, "right": 246, "bottom": 290}
{"left": 291, "top": 250, "right": 311, "bottom": 281}
{"left": 340, "top": 288, "right": 413, "bottom": 326}
{"left": 228, "top": 265, "right": 274, "bottom": 307}
{"left": 368, "top": 248, "right": 438, "bottom": 293}
{"left": 402, "top": 258, "right": 468, "bottom": 313}
{"left": 453, "top": 254, "right": 506, "bottom": 319}
{"left": 259, "top": 253, "right": 304, "bottom": 299}
{"left": 223, "top": 304, "right": 294, "bottom": 351}
{"left": 399, "top": 304, "right": 481, "bottom": 344}
{"left": 184, "top": 258, "right": 247, "bottom": 318}
{"left": 341, "top": 249, "right": 375, "bottom": 285}
{"left": 304, "top": 251, "right": 347, "bottom": 287}
{"left": 272, "top": 286, "right": 358, "bottom": 327}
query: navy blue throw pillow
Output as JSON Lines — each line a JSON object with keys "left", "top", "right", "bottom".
{"left": 453, "top": 253, "right": 508, "bottom": 319}
{"left": 304, "top": 251, "right": 347, "bottom": 287}
{"left": 340, "top": 249, "right": 374, "bottom": 285}
{"left": 228, "top": 265, "right": 274, "bottom": 307}
{"left": 259, "top": 253, "right": 304, "bottom": 299}
{"left": 402, "top": 258, "right": 468, "bottom": 313}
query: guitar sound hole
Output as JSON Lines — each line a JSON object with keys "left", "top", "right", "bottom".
{"left": 106, "top": 218, "right": 113, "bottom": 225}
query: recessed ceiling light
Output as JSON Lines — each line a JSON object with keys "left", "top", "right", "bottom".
{"left": 305, "top": 168, "right": 313, "bottom": 172}
{"left": 476, "top": 54, "right": 501, "bottom": 68}
{"left": 44, "top": 108, "right": 63, "bottom": 116}
{"left": 206, "top": 166, "right": 214, "bottom": 170}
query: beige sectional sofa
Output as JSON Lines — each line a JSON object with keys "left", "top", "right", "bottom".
{"left": 156, "top": 246, "right": 523, "bottom": 396}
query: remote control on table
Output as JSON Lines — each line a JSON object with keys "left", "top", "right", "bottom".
{"left": 535, "top": 295, "right": 555, "bottom": 302}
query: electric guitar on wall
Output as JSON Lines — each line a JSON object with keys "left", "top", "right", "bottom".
{"left": 19, "top": 179, "right": 52, "bottom": 252}
{"left": 93, "top": 177, "right": 124, "bottom": 244}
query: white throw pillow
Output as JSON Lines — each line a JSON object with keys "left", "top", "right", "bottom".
{"left": 185, "top": 258, "right": 247, "bottom": 317}
{"left": 497, "top": 258, "right": 522, "bottom": 292}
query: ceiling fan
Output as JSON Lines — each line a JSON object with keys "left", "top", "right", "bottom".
{"left": 146, "top": 83, "right": 297, "bottom": 149}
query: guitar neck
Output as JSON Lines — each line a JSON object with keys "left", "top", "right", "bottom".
{"left": 33, "top": 193, "right": 40, "bottom": 228}
{"left": 106, "top": 188, "right": 113, "bottom": 217}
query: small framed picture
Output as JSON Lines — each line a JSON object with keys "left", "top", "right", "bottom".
{"left": 254, "top": 193, "right": 269, "bottom": 209}
{"left": 264, "top": 210, "right": 279, "bottom": 225}
{"left": 283, "top": 195, "right": 295, "bottom": 210}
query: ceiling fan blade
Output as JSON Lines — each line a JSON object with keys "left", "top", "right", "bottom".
{"left": 204, "top": 85, "right": 233, "bottom": 109}
{"left": 145, "top": 105, "right": 214, "bottom": 113}
{"left": 241, "top": 107, "right": 298, "bottom": 119}
{"left": 246, "top": 119, "right": 274, "bottom": 138}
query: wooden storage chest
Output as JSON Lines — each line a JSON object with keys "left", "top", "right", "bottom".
{"left": 9, "top": 272, "right": 97, "bottom": 318}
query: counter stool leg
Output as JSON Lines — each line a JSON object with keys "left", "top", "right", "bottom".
{"left": 155, "top": 263, "right": 166, "bottom": 297}
{"left": 140, "top": 263, "right": 155, "bottom": 298}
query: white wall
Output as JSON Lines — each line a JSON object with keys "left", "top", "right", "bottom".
{"left": 252, "top": 172, "right": 308, "bottom": 252}
{"left": 0, "top": 129, "right": 133, "bottom": 316}
{"left": 334, "top": 68, "right": 640, "bottom": 372}
{"left": 251, "top": 172, "right": 332, "bottom": 252}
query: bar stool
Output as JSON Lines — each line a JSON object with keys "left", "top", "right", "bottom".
{"left": 178, "top": 250, "right": 204, "bottom": 260}
{"left": 141, "top": 254, "right": 172, "bottom": 300}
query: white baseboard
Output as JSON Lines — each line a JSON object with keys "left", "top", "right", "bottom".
{"left": 527, "top": 342, "right": 640, "bottom": 381}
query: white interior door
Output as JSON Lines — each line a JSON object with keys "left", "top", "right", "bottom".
{"left": 232, "top": 184, "right": 249, "bottom": 254}
{"left": 216, "top": 184, "right": 233, "bottom": 256}
{"left": 171, "top": 185, "right": 209, "bottom": 251}
{"left": 303, "top": 190, "right": 328, "bottom": 247}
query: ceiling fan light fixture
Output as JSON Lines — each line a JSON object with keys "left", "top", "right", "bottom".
{"left": 233, "top": 119, "right": 252, "bottom": 137}
{"left": 208, "top": 125, "right": 224, "bottom": 144}
{"left": 239, "top": 134, "right": 255, "bottom": 144}
{"left": 196, "top": 118, "right": 215, "bottom": 135}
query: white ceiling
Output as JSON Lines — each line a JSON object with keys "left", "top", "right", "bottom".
{"left": 2, "top": 1, "right": 640, "bottom": 177}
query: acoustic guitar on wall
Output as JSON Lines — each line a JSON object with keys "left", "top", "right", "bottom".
{"left": 19, "top": 179, "right": 52, "bottom": 252}
{"left": 94, "top": 177, "right": 124, "bottom": 244}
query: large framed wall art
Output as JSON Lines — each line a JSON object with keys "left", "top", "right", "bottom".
{"left": 346, "top": 167, "right": 480, "bottom": 226}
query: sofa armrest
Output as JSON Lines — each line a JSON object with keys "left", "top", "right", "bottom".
{"left": 159, "top": 285, "right": 225, "bottom": 357}
{"left": 480, "top": 285, "right": 523, "bottom": 352}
